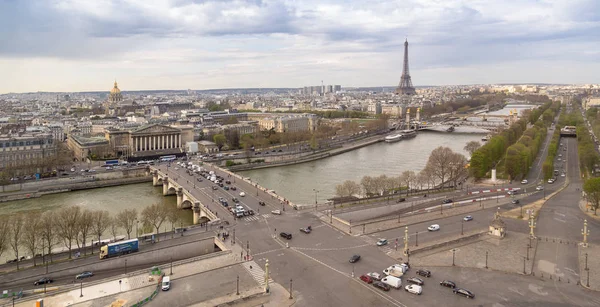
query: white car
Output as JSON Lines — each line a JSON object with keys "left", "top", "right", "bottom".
{"left": 521, "top": 179, "right": 528, "bottom": 184}
{"left": 239, "top": 192, "right": 246, "bottom": 197}
{"left": 366, "top": 272, "right": 382, "bottom": 281}
{"left": 536, "top": 186, "right": 544, "bottom": 191}
{"left": 428, "top": 224, "right": 440, "bottom": 231}
{"left": 405, "top": 284, "right": 422, "bottom": 295}
{"left": 271, "top": 210, "right": 281, "bottom": 215}
{"left": 561, "top": 173, "right": 566, "bottom": 177}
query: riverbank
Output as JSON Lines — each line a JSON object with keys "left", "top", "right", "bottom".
{"left": 0, "top": 168, "right": 151, "bottom": 203}
{"left": 228, "top": 134, "right": 384, "bottom": 171}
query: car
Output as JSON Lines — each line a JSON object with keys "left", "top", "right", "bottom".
{"left": 512, "top": 199, "right": 520, "bottom": 204}
{"left": 372, "top": 281, "right": 390, "bottom": 291}
{"left": 428, "top": 224, "right": 440, "bottom": 231}
{"left": 248, "top": 209, "right": 255, "bottom": 215}
{"left": 359, "top": 275, "right": 373, "bottom": 284}
{"left": 376, "top": 239, "right": 388, "bottom": 246}
{"left": 197, "top": 178, "right": 203, "bottom": 182}
{"left": 278, "top": 149, "right": 283, "bottom": 152}
{"left": 521, "top": 179, "right": 528, "bottom": 184}
{"left": 76, "top": 271, "right": 94, "bottom": 280}
{"left": 405, "top": 284, "right": 423, "bottom": 295}
{"left": 280, "top": 232, "right": 292, "bottom": 240}
{"left": 231, "top": 186, "right": 237, "bottom": 190}
{"left": 349, "top": 254, "right": 361, "bottom": 263}
{"left": 271, "top": 210, "right": 281, "bottom": 215}
{"left": 416, "top": 269, "right": 431, "bottom": 277}
{"left": 507, "top": 190, "right": 518, "bottom": 195}
{"left": 440, "top": 280, "right": 456, "bottom": 288}
{"left": 232, "top": 197, "right": 239, "bottom": 203}
{"left": 259, "top": 201, "right": 266, "bottom": 206}
{"left": 407, "top": 277, "right": 424, "bottom": 285}
{"left": 225, "top": 180, "right": 231, "bottom": 184}
{"left": 561, "top": 173, "right": 566, "bottom": 177}
{"left": 33, "top": 277, "right": 53, "bottom": 286}
{"left": 453, "top": 288, "right": 475, "bottom": 299}
{"left": 224, "top": 186, "right": 229, "bottom": 190}
{"left": 559, "top": 154, "right": 563, "bottom": 157}
{"left": 239, "top": 192, "right": 246, "bottom": 197}
{"left": 300, "top": 226, "right": 312, "bottom": 234}
{"left": 463, "top": 216, "right": 473, "bottom": 222}
{"left": 218, "top": 183, "right": 224, "bottom": 187}
{"left": 366, "top": 272, "right": 382, "bottom": 281}
{"left": 212, "top": 186, "right": 218, "bottom": 190}
{"left": 397, "top": 198, "right": 406, "bottom": 203}
{"left": 442, "top": 199, "right": 453, "bottom": 204}
{"left": 548, "top": 179, "right": 555, "bottom": 184}
{"left": 536, "top": 186, "right": 544, "bottom": 191}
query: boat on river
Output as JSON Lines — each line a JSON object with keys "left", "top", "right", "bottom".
{"left": 385, "top": 134, "right": 403, "bottom": 143}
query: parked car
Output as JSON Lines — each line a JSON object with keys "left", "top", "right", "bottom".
{"left": 225, "top": 180, "right": 231, "bottom": 184}
{"left": 76, "top": 271, "right": 94, "bottom": 280}
{"left": 428, "top": 224, "right": 440, "bottom": 231}
{"left": 376, "top": 238, "right": 388, "bottom": 246}
{"left": 366, "top": 272, "right": 382, "bottom": 281}
{"left": 417, "top": 269, "right": 431, "bottom": 277}
{"left": 512, "top": 199, "right": 520, "bottom": 204}
{"left": 440, "top": 280, "right": 456, "bottom": 288}
{"left": 300, "top": 226, "right": 312, "bottom": 234}
{"left": 271, "top": 210, "right": 281, "bottom": 215}
{"left": 279, "top": 232, "right": 292, "bottom": 240}
{"left": 463, "top": 216, "right": 473, "bottom": 222}
{"left": 232, "top": 197, "right": 239, "bottom": 203}
{"left": 349, "top": 254, "right": 361, "bottom": 263}
{"left": 33, "top": 277, "right": 53, "bottom": 286}
{"left": 521, "top": 179, "right": 528, "bottom": 184}
{"left": 407, "top": 277, "right": 424, "bottom": 285}
{"left": 397, "top": 198, "right": 406, "bottom": 203}
{"left": 212, "top": 186, "right": 218, "bottom": 190}
{"left": 372, "top": 281, "right": 390, "bottom": 291}
{"left": 197, "top": 178, "right": 203, "bottom": 182}
{"left": 442, "top": 199, "right": 453, "bottom": 204}
{"left": 453, "top": 288, "right": 475, "bottom": 299}
{"left": 405, "top": 284, "right": 423, "bottom": 295}
{"left": 536, "top": 186, "right": 544, "bottom": 191}
{"left": 224, "top": 186, "right": 229, "bottom": 190}
{"left": 259, "top": 201, "right": 266, "bottom": 206}
{"left": 359, "top": 275, "right": 373, "bottom": 284}
{"left": 239, "top": 192, "right": 246, "bottom": 197}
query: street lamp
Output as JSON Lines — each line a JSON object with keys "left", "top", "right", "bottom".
{"left": 452, "top": 248, "right": 456, "bottom": 266}
{"left": 313, "top": 189, "right": 319, "bottom": 206}
{"left": 461, "top": 219, "right": 464, "bottom": 236}
{"left": 415, "top": 231, "right": 418, "bottom": 247}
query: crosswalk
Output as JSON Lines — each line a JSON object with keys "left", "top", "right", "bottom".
{"left": 242, "top": 261, "right": 273, "bottom": 286}
{"left": 241, "top": 214, "right": 271, "bottom": 222}
{"left": 361, "top": 236, "right": 395, "bottom": 255}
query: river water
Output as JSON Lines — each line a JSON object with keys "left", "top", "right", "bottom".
{"left": 239, "top": 131, "right": 483, "bottom": 204}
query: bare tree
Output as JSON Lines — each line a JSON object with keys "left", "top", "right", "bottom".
{"left": 109, "top": 216, "right": 120, "bottom": 241}
{"left": 425, "top": 146, "right": 456, "bottom": 188}
{"left": 8, "top": 214, "right": 25, "bottom": 269}
{"left": 167, "top": 207, "right": 180, "bottom": 239}
{"left": 91, "top": 210, "right": 111, "bottom": 254}
{"left": 22, "top": 212, "right": 42, "bottom": 266}
{"left": 0, "top": 216, "right": 9, "bottom": 260}
{"left": 335, "top": 180, "right": 361, "bottom": 198}
{"left": 401, "top": 171, "right": 416, "bottom": 196}
{"left": 116, "top": 209, "right": 138, "bottom": 239}
{"left": 360, "top": 176, "right": 376, "bottom": 196}
{"left": 464, "top": 141, "right": 481, "bottom": 156}
{"left": 76, "top": 210, "right": 94, "bottom": 256}
{"left": 39, "top": 211, "right": 57, "bottom": 262}
{"left": 448, "top": 153, "right": 468, "bottom": 188}
{"left": 55, "top": 206, "right": 81, "bottom": 259}
{"left": 141, "top": 204, "right": 169, "bottom": 241}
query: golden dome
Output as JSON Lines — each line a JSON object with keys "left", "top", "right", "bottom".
{"left": 110, "top": 80, "right": 121, "bottom": 95}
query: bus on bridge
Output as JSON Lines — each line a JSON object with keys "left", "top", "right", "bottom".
{"left": 160, "top": 155, "right": 177, "bottom": 162}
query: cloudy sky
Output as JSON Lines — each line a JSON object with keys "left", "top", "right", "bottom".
{"left": 1, "top": 0, "right": 600, "bottom": 93}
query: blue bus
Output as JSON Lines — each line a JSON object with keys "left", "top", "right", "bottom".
{"left": 160, "top": 155, "right": 177, "bottom": 162}
{"left": 104, "top": 159, "right": 119, "bottom": 166}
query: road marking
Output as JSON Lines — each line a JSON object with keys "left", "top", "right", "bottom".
{"left": 293, "top": 243, "right": 372, "bottom": 251}
{"left": 553, "top": 218, "right": 566, "bottom": 223}
{"left": 253, "top": 248, "right": 285, "bottom": 256}
{"left": 241, "top": 261, "right": 273, "bottom": 286}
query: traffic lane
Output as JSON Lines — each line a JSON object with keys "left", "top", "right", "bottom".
{"left": 369, "top": 204, "right": 530, "bottom": 247}
{"left": 263, "top": 247, "right": 404, "bottom": 307}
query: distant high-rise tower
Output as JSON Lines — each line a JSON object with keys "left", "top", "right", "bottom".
{"left": 395, "top": 39, "right": 416, "bottom": 95}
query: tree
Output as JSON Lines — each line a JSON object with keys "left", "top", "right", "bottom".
{"left": 39, "top": 212, "right": 57, "bottom": 262}
{"left": 141, "top": 204, "right": 169, "bottom": 241}
{"left": 401, "top": 171, "right": 416, "bottom": 196}
{"left": 167, "top": 207, "right": 180, "bottom": 239}
{"left": 116, "top": 209, "right": 138, "bottom": 239}
{"left": 213, "top": 134, "right": 226, "bottom": 150}
{"left": 76, "top": 210, "right": 94, "bottom": 256}
{"left": 335, "top": 180, "right": 361, "bottom": 198}
{"left": 361, "top": 176, "right": 376, "bottom": 196}
{"left": 109, "top": 216, "right": 120, "bottom": 241}
{"left": 55, "top": 206, "right": 81, "bottom": 259}
{"left": 22, "top": 212, "right": 42, "bottom": 266}
{"left": 8, "top": 214, "right": 24, "bottom": 269}
{"left": 224, "top": 130, "right": 240, "bottom": 149}
{"left": 309, "top": 135, "right": 318, "bottom": 151}
{"left": 425, "top": 146, "right": 456, "bottom": 188}
{"left": 583, "top": 177, "right": 600, "bottom": 215}
{"left": 0, "top": 216, "right": 9, "bottom": 260}
{"left": 448, "top": 153, "right": 468, "bottom": 188}
{"left": 91, "top": 210, "right": 111, "bottom": 254}
{"left": 464, "top": 141, "right": 481, "bottom": 156}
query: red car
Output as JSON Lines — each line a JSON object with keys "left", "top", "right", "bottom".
{"left": 359, "top": 275, "right": 373, "bottom": 284}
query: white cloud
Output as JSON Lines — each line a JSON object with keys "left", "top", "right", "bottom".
{"left": 0, "top": 0, "right": 599, "bottom": 93}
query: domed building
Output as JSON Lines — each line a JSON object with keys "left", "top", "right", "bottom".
{"left": 109, "top": 80, "right": 123, "bottom": 103}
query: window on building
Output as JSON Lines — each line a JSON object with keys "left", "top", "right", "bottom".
{"left": 19, "top": 141, "right": 24, "bottom": 146}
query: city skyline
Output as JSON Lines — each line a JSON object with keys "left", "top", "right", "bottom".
{"left": 2, "top": 0, "right": 600, "bottom": 94}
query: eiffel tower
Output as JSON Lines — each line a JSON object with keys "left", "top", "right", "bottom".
{"left": 395, "top": 39, "right": 416, "bottom": 95}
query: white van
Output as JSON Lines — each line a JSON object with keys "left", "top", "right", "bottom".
{"left": 162, "top": 276, "right": 171, "bottom": 291}
{"left": 381, "top": 276, "right": 401, "bottom": 289}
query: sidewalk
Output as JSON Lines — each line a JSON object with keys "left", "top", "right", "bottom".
{"left": 578, "top": 243, "right": 600, "bottom": 291}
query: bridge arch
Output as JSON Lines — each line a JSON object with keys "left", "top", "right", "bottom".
{"left": 180, "top": 200, "right": 193, "bottom": 209}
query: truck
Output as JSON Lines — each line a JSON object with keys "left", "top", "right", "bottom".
{"left": 99, "top": 238, "right": 139, "bottom": 259}
{"left": 381, "top": 276, "right": 402, "bottom": 289}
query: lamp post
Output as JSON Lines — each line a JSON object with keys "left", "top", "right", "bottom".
{"left": 313, "top": 189, "right": 319, "bottom": 207}
{"left": 526, "top": 244, "right": 530, "bottom": 260}
{"left": 236, "top": 275, "right": 240, "bottom": 295}
{"left": 522, "top": 256, "right": 526, "bottom": 274}
{"left": 452, "top": 248, "right": 456, "bottom": 266}
{"left": 289, "top": 279, "right": 293, "bottom": 299}
{"left": 461, "top": 219, "right": 464, "bottom": 236}
{"left": 80, "top": 280, "right": 83, "bottom": 297}
{"left": 582, "top": 219, "right": 590, "bottom": 247}
{"left": 585, "top": 253, "right": 590, "bottom": 287}
{"left": 264, "top": 259, "right": 270, "bottom": 293}
{"left": 485, "top": 251, "right": 488, "bottom": 269}
{"left": 415, "top": 231, "right": 418, "bottom": 247}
